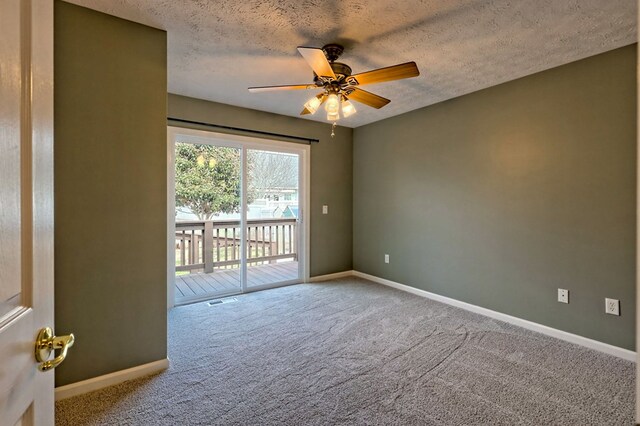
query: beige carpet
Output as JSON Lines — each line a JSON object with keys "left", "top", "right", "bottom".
{"left": 56, "top": 278, "right": 635, "bottom": 425}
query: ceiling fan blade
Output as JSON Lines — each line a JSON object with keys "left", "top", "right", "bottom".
{"left": 248, "top": 84, "right": 315, "bottom": 93}
{"left": 347, "top": 88, "right": 390, "bottom": 109}
{"left": 350, "top": 62, "right": 419, "bottom": 86}
{"left": 297, "top": 47, "right": 336, "bottom": 79}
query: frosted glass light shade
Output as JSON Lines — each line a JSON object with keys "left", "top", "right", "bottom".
{"left": 341, "top": 100, "right": 356, "bottom": 118}
{"left": 325, "top": 94, "right": 340, "bottom": 114}
{"left": 304, "top": 96, "right": 322, "bottom": 114}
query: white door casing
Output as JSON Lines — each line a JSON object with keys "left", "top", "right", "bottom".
{"left": 0, "top": 0, "right": 55, "bottom": 424}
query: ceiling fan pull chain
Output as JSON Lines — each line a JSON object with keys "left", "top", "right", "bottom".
{"left": 331, "top": 122, "right": 337, "bottom": 138}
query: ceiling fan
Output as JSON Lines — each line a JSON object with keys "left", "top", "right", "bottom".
{"left": 248, "top": 44, "right": 420, "bottom": 122}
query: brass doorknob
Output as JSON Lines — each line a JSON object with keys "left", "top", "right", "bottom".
{"left": 35, "top": 327, "right": 75, "bottom": 371}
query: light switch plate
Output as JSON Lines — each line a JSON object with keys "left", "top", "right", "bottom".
{"left": 322, "top": 205, "right": 328, "bottom": 214}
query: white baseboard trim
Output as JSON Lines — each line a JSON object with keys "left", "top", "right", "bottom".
{"left": 55, "top": 358, "right": 170, "bottom": 401}
{"left": 308, "top": 270, "right": 354, "bottom": 283}
{"left": 352, "top": 271, "right": 636, "bottom": 362}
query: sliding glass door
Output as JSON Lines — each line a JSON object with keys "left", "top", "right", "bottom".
{"left": 246, "top": 149, "right": 301, "bottom": 289}
{"left": 169, "top": 127, "right": 308, "bottom": 306}
{"left": 173, "top": 141, "right": 243, "bottom": 304}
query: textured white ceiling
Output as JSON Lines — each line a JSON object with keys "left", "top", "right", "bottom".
{"left": 66, "top": 0, "right": 636, "bottom": 128}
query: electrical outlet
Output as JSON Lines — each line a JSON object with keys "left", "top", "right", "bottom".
{"left": 605, "top": 298, "right": 620, "bottom": 316}
{"left": 322, "top": 205, "right": 328, "bottom": 215}
{"left": 557, "top": 289, "right": 569, "bottom": 304}
{"left": 384, "top": 254, "right": 390, "bottom": 264}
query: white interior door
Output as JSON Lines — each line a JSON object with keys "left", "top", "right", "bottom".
{"left": 0, "top": 0, "right": 56, "bottom": 424}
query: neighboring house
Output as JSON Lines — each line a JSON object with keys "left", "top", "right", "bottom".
{"left": 281, "top": 205, "right": 298, "bottom": 219}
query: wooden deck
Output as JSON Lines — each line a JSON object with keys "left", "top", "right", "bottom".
{"left": 175, "top": 261, "right": 298, "bottom": 304}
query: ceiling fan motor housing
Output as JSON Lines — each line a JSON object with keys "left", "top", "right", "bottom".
{"left": 330, "top": 62, "right": 352, "bottom": 79}
{"left": 322, "top": 43, "right": 344, "bottom": 62}
{"left": 313, "top": 62, "right": 352, "bottom": 86}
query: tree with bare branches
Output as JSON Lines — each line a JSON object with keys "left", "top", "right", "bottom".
{"left": 247, "top": 150, "right": 297, "bottom": 198}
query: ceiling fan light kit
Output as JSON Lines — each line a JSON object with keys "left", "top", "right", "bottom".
{"left": 248, "top": 43, "right": 420, "bottom": 135}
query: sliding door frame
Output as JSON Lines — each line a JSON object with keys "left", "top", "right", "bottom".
{"left": 167, "top": 126, "right": 310, "bottom": 308}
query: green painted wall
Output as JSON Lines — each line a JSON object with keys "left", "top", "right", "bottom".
{"left": 168, "top": 94, "right": 353, "bottom": 277}
{"left": 353, "top": 45, "right": 637, "bottom": 350}
{"left": 54, "top": 2, "right": 168, "bottom": 386}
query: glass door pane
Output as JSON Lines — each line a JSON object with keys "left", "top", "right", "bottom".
{"left": 174, "top": 141, "right": 242, "bottom": 304}
{"left": 246, "top": 149, "right": 300, "bottom": 288}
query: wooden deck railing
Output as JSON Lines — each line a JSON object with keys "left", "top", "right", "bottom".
{"left": 175, "top": 218, "right": 297, "bottom": 273}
